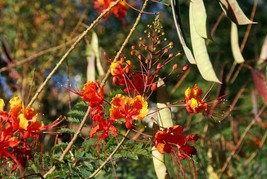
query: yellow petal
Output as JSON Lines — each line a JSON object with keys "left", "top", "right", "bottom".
{"left": 19, "top": 114, "right": 29, "bottom": 130}
{"left": 0, "top": 99, "right": 5, "bottom": 111}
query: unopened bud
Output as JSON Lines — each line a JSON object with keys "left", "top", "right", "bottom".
{"left": 172, "top": 64, "right": 178, "bottom": 70}
{"left": 168, "top": 53, "right": 174, "bottom": 58}
{"left": 130, "top": 50, "right": 135, "bottom": 55}
{"left": 183, "top": 64, "right": 189, "bottom": 71}
{"left": 151, "top": 83, "right": 157, "bottom": 91}
{"left": 138, "top": 54, "right": 142, "bottom": 60}
{"left": 164, "top": 48, "right": 169, "bottom": 53}
{"left": 157, "top": 63, "right": 163, "bottom": 70}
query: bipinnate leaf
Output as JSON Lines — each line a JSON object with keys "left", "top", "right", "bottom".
{"left": 219, "top": 0, "right": 256, "bottom": 25}
{"left": 251, "top": 69, "right": 267, "bottom": 105}
{"left": 171, "top": 0, "right": 196, "bottom": 64}
{"left": 231, "top": 22, "right": 245, "bottom": 63}
{"left": 189, "top": 1, "right": 221, "bottom": 83}
{"left": 152, "top": 78, "right": 173, "bottom": 179}
{"left": 258, "top": 35, "right": 267, "bottom": 64}
{"left": 191, "top": 0, "right": 209, "bottom": 39}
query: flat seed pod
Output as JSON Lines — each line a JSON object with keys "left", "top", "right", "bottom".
{"left": 231, "top": 22, "right": 245, "bottom": 63}
{"left": 192, "top": 0, "right": 209, "bottom": 39}
{"left": 258, "top": 35, "right": 267, "bottom": 64}
{"left": 190, "top": 1, "right": 221, "bottom": 83}
{"left": 171, "top": 0, "right": 196, "bottom": 64}
{"left": 152, "top": 78, "right": 173, "bottom": 179}
{"left": 219, "top": 0, "right": 256, "bottom": 25}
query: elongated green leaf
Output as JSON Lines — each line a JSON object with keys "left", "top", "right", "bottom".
{"left": 190, "top": 1, "right": 221, "bottom": 83}
{"left": 171, "top": 0, "right": 196, "bottom": 64}
{"left": 192, "top": 0, "right": 209, "bottom": 39}
{"left": 219, "top": 0, "right": 256, "bottom": 25}
{"left": 231, "top": 22, "right": 244, "bottom": 63}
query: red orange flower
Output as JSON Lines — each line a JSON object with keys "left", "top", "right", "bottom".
{"left": 184, "top": 84, "right": 207, "bottom": 113}
{"left": 82, "top": 81, "right": 104, "bottom": 107}
{"left": 90, "top": 118, "right": 118, "bottom": 140}
{"left": 94, "top": 0, "right": 128, "bottom": 19}
{"left": 154, "top": 125, "right": 198, "bottom": 159}
{"left": 0, "top": 97, "right": 56, "bottom": 171}
{"left": 110, "top": 94, "right": 148, "bottom": 129}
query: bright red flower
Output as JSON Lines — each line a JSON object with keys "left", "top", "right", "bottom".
{"left": 184, "top": 84, "right": 207, "bottom": 113}
{"left": 90, "top": 118, "right": 118, "bottom": 140}
{"left": 0, "top": 97, "right": 60, "bottom": 171}
{"left": 154, "top": 125, "right": 198, "bottom": 159}
{"left": 110, "top": 94, "right": 148, "bottom": 129}
{"left": 82, "top": 81, "right": 104, "bottom": 107}
{"left": 94, "top": 0, "right": 128, "bottom": 19}
{"left": 123, "top": 73, "right": 154, "bottom": 95}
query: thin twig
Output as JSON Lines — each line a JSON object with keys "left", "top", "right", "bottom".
{"left": 0, "top": 36, "right": 78, "bottom": 73}
{"left": 240, "top": 0, "right": 258, "bottom": 52}
{"left": 27, "top": 0, "right": 121, "bottom": 107}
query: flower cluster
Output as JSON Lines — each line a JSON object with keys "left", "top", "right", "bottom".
{"left": 154, "top": 125, "right": 198, "bottom": 159}
{"left": 80, "top": 81, "right": 148, "bottom": 140}
{"left": 184, "top": 84, "right": 207, "bottom": 113}
{"left": 94, "top": 0, "right": 128, "bottom": 19}
{"left": 0, "top": 97, "right": 44, "bottom": 170}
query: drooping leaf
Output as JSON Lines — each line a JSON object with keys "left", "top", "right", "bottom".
{"left": 251, "top": 69, "right": 267, "bottom": 105}
{"left": 258, "top": 35, "right": 267, "bottom": 64}
{"left": 189, "top": 1, "right": 221, "bottom": 83}
{"left": 171, "top": 0, "right": 196, "bottom": 64}
{"left": 219, "top": 0, "right": 256, "bottom": 25}
{"left": 191, "top": 0, "right": 209, "bottom": 39}
{"left": 231, "top": 22, "right": 245, "bottom": 63}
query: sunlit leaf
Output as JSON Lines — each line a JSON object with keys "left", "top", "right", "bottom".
{"left": 258, "top": 35, "right": 267, "bottom": 64}
{"left": 190, "top": 1, "right": 221, "bottom": 83}
{"left": 231, "top": 22, "right": 244, "bottom": 63}
{"left": 192, "top": 0, "right": 209, "bottom": 39}
{"left": 251, "top": 69, "right": 267, "bottom": 105}
{"left": 171, "top": 0, "right": 196, "bottom": 64}
{"left": 219, "top": 0, "right": 256, "bottom": 25}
